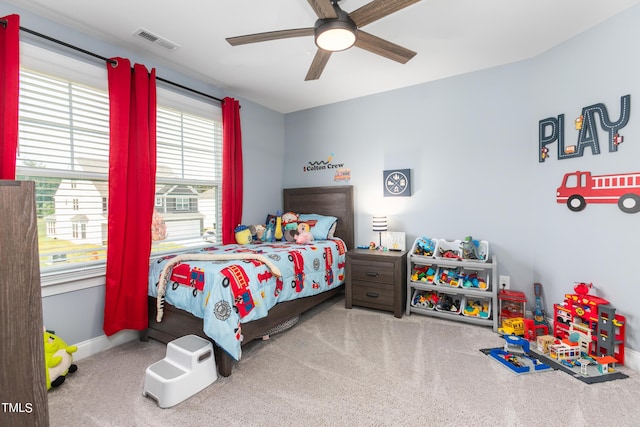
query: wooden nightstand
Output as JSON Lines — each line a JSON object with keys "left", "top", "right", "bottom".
{"left": 345, "top": 249, "right": 407, "bottom": 318}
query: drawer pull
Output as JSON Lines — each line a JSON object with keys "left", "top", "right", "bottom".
{"left": 366, "top": 271, "right": 379, "bottom": 277}
{"left": 366, "top": 292, "right": 379, "bottom": 298}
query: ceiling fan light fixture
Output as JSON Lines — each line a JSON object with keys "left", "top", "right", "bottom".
{"left": 315, "top": 20, "right": 356, "bottom": 52}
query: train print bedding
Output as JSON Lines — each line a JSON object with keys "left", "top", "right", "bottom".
{"left": 148, "top": 239, "right": 347, "bottom": 361}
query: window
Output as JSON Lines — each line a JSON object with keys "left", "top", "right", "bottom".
{"left": 16, "top": 43, "right": 222, "bottom": 282}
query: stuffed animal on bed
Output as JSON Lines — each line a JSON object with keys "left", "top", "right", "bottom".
{"left": 295, "top": 222, "right": 314, "bottom": 245}
{"left": 249, "top": 224, "right": 266, "bottom": 241}
{"left": 43, "top": 328, "right": 78, "bottom": 390}
{"left": 281, "top": 212, "right": 299, "bottom": 242}
{"left": 234, "top": 225, "right": 252, "bottom": 245}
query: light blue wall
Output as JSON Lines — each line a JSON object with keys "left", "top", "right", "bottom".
{"left": 529, "top": 6, "right": 640, "bottom": 349}
{"left": 284, "top": 6, "right": 640, "bottom": 350}
{"left": 0, "top": 1, "right": 286, "bottom": 344}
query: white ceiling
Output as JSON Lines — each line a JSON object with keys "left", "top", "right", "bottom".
{"left": 6, "top": 0, "right": 640, "bottom": 113}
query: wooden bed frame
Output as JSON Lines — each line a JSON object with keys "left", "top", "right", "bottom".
{"left": 141, "top": 185, "right": 354, "bottom": 377}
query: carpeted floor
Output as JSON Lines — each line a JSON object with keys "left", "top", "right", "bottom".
{"left": 48, "top": 295, "right": 640, "bottom": 426}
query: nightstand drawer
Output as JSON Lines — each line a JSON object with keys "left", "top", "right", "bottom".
{"left": 351, "top": 281, "right": 394, "bottom": 308}
{"left": 350, "top": 259, "right": 395, "bottom": 284}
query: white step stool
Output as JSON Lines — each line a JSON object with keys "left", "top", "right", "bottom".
{"left": 143, "top": 335, "right": 217, "bottom": 408}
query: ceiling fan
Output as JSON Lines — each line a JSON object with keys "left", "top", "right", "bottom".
{"left": 226, "top": 0, "right": 421, "bottom": 81}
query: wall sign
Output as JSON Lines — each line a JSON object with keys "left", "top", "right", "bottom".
{"left": 538, "top": 94, "right": 630, "bottom": 162}
{"left": 383, "top": 169, "right": 411, "bottom": 197}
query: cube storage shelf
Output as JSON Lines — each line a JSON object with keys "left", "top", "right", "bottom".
{"left": 406, "top": 238, "right": 498, "bottom": 332}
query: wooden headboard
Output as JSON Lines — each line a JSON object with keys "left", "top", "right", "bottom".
{"left": 283, "top": 185, "right": 354, "bottom": 251}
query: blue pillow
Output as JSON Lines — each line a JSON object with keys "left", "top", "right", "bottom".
{"left": 298, "top": 214, "right": 338, "bottom": 240}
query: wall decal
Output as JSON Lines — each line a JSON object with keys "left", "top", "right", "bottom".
{"left": 556, "top": 170, "right": 640, "bottom": 213}
{"left": 383, "top": 169, "right": 411, "bottom": 197}
{"left": 303, "top": 152, "right": 346, "bottom": 173}
{"left": 334, "top": 168, "right": 350, "bottom": 182}
{"left": 539, "top": 94, "right": 630, "bottom": 162}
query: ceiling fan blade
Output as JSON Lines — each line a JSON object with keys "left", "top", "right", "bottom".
{"left": 307, "top": 0, "right": 338, "bottom": 19}
{"left": 354, "top": 31, "right": 416, "bottom": 64}
{"left": 305, "top": 49, "right": 332, "bottom": 81}
{"left": 349, "top": 0, "right": 421, "bottom": 28}
{"left": 226, "top": 28, "right": 314, "bottom": 46}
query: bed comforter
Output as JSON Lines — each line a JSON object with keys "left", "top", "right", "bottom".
{"left": 148, "top": 239, "right": 347, "bottom": 360}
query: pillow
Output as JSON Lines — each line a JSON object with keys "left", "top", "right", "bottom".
{"left": 297, "top": 214, "right": 338, "bottom": 240}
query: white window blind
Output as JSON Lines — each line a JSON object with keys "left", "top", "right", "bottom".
{"left": 16, "top": 43, "right": 222, "bottom": 280}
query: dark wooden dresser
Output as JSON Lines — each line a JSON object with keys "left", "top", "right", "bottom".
{"left": 345, "top": 249, "right": 407, "bottom": 318}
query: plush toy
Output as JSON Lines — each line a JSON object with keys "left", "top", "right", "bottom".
{"left": 281, "top": 212, "right": 299, "bottom": 242}
{"left": 295, "top": 222, "right": 314, "bottom": 245}
{"left": 43, "top": 328, "right": 78, "bottom": 390}
{"left": 263, "top": 215, "right": 276, "bottom": 242}
{"left": 249, "top": 224, "right": 266, "bottom": 241}
{"left": 274, "top": 211, "right": 283, "bottom": 241}
{"left": 234, "top": 225, "right": 252, "bottom": 245}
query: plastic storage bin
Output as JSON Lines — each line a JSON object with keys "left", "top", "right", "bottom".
{"left": 411, "top": 237, "right": 438, "bottom": 258}
{"left": 463, "top": 296, "right": 492, "bottom": 318}
{"left": 435, "top": 265, "right": 462, "bottom": 287}
{"left": 458, "top": 267, "right": 490, "bottom": 291}
{"left": 434, "top": 239, "right": 462, "bottom": 260}
{"left": 410, "top": 263, "right": 438, "bottom": 284}
{"left": 410, "top": 289, "right": 438, "bottom": 310}
{"left": 461, "top": 239, "right": 490, "bottom": 262}
{"left": 435, "top": 292, "right": 464, "bottom": 315}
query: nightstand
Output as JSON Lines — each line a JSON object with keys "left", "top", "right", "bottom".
{"left": 345, "top": 249, "right": 407, "bottom": 318}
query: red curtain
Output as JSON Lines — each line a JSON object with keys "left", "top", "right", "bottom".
{"left": 103, "top": 58, "right": 157, "bottom": 336}
{"left": 0, "top": 14, "right": 20, "bottom": 179}
{"left": 221, "top": 97, "right": 243, "bottom": 244}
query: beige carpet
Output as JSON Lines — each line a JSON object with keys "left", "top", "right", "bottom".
{"left": 48, "top": 295, "right": 640, "bottom": 426}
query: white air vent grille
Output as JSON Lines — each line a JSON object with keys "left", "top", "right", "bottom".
{"left": 133, "top": 28, "right": 180, "bottom": 51}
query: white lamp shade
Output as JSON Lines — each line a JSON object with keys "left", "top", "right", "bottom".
{"left": 372, "top": 216, "right": 388, "bottom": 232}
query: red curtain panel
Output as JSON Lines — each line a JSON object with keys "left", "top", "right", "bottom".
{"left": 221, "top": 97, "right": 243, "bottom": 244}
{"left": 0, "top": 14, "right": 20, "bottom": 179}
{"left": 103, "top": 58, "right": 157, "bottom": 335}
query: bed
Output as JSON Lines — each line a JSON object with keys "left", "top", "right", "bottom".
{"left": 141, "top": 185, "right": 354, "bottom": 377}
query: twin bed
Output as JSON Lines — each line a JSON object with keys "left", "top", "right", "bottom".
{"left": 142, "top": 185, "right": 354, "bottom": 377}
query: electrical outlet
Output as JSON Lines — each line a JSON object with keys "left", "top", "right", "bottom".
{"left": 499, "top": 275, "right": 510, "bottom": 290}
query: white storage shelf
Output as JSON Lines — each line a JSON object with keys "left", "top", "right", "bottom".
{"left": 406, "top": 251, "right": 498, "bottom": 332}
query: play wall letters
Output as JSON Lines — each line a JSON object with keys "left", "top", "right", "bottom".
{"left": 538, "top": 94, "right": 630, "bottom": 162}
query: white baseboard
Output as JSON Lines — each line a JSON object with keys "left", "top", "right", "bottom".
{"left": 73, "top": 330, "right": 139, "bottom": 361}
{"left": 624, "top": 348, "right": 640, "bottom": 372}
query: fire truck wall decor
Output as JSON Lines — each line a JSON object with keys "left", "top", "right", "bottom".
{"left": 556, "top": 170, "right": 640, "bottom": 213}
{"left": 539, "top": 94, "right": 640, "bottom": 214}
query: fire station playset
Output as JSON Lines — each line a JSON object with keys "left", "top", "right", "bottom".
{"left": 490, "top": 282, "right": 627, "bottom": 382}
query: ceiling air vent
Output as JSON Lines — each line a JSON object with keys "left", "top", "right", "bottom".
{"left": 133, "top": 28, "right": 180, "bottom": 51}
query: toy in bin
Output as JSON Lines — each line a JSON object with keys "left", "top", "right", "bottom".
{"left": 412, "top": 290, "right": 438, "bottom": 309}
{"left": 411, "top": 265, "right": 436, "bottom": 283}
{"left": 413, "top": 237, "right": 435, "bottom": 256}
{"left": 436, "top": 294, "right": 462, "bottom": 314}
{"left": 463, "top": 299, "right": 491, "bottom": 318}
{"left": 436, "top": 266, "right": 461, "bottom": 287}
{"left": 460, "top": 271, "right": 488, "bottom": 290}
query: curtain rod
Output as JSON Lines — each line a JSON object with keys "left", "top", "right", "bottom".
{"left": 0, "top": 18, "right": 224, "bottom": 104}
